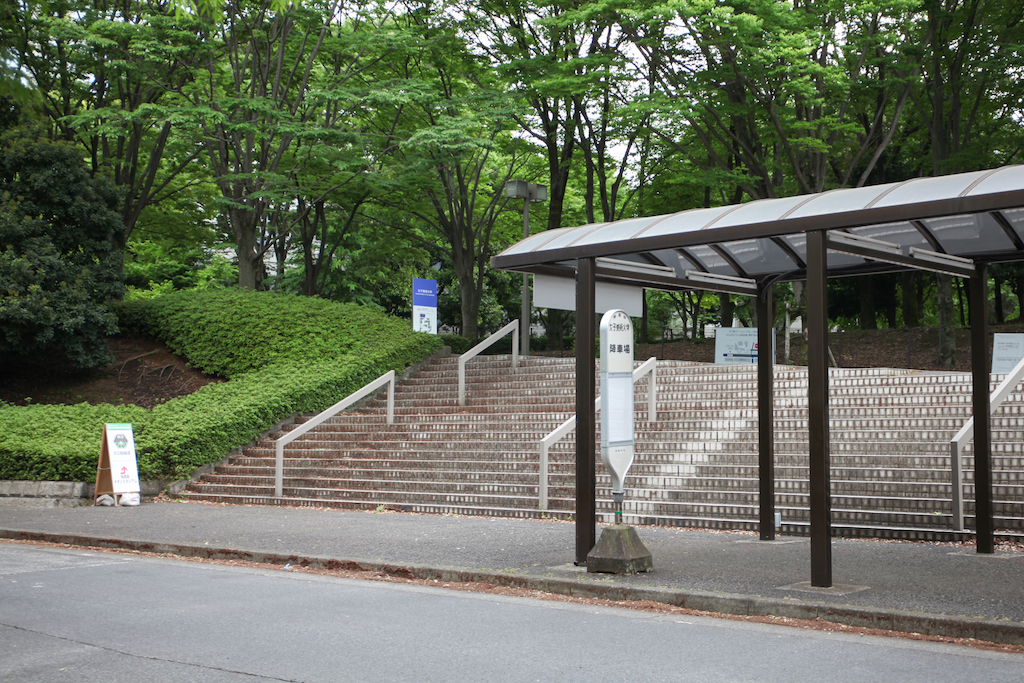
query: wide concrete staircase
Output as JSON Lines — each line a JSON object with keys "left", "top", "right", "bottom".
{"left": 185, "top": 354, "right": 1024, "bottom": 539}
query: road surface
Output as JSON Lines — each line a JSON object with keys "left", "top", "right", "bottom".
{"left": 2, "top": 543, "right": 1020, "bottom": 682}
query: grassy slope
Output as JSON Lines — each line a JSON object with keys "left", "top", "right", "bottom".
{"left": 0, "top": 290, "right": 442, "bottom": 482}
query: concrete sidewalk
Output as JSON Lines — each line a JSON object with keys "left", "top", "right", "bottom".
{"left": 2, "top": 502, "right": 1023, "bottom": 644}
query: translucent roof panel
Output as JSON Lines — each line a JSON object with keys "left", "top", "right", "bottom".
{"left": 569, "top": 216, "right": 664, "bottom": 247}
{"left": 510, "top": 226, "right": 579, "bottom": 255}
{"left": 922, "top": 214, "right": 1016, "bottom": 255}
{"left": 492, "top": 165, "right": 1024, "bottom": 282}
{"left": 966, "top": 166, "right": 1024, "bottom": 195}
{"left": 786, "top": 185, "right": 891, "bottom": 218}
{"left": 687, "top": 245, "right": 732, "bottom": 275}
{"left": 532, "top": 224, "right": 607, "bottom": 252}
{"left": 634, "top": 206, "right": 737, "bottom": 239}
{"left": 649, "top": 249, "right": 693, "bottom": 278}
{"left": 719, "top": 238, "right": 801, "bottom": 276}
{"left": 706, "top": 196, "right": 817, "bottom": 229}
{"left": 872, "top": 172, "right": 990, "bottom": 208}
{"left": 1000, "top": 208, "right": 1024, "bottom": 244}
{"left": 783, "top": 234, "right": 867, "bottom": 270}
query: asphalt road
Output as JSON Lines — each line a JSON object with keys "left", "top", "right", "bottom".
{"left": 2, "top": 543, "right": 1022, "bottom": 683}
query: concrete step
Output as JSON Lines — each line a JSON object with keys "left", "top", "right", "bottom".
{"left": 186, "top": 355, "right": 1024, "bottom": 537}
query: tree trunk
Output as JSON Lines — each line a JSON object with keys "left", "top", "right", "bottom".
{"left": 957, "top": 278, "right": 967, "bottom": 327}
{"left": 937, "top": 273, "right": 956, "bottom": 368}
{"left": 994, "top": 275, "right": 1005, "bottom": 323}
{"left": 902, "top": 272, "right": 919, "bottom": 327}
{"left": 456, "top": 267, "right": 481, "bottom": 339}
{"left": 859, "top": 276, "right": 877, "bottom": 329}
{"left": 882, "top": 275, "right": 898, "bottom": 328}
{"left": 231, "top": 207, "right": 262, "bottom": 290}
{"left": 720, "top": 293, "right": 735, "bottom": 328}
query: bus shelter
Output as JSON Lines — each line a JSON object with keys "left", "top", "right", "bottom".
{"left": 491, "top": 166, "right": 1024, "bottom": 587}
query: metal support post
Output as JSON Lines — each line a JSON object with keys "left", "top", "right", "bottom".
{"left": 575, "top": 257, "right": 597, "bottom": 564}
{"left": 971, "top": 265, "right": 994, "bottom": 553}
{"left": 521, "top": 196, "right": 530, "bottom": 355}
{"left": 806, "top": 230, "right": 833, "bottom": 587}
{"left": 757, "top": 283, "right": 776, "bottom": 540}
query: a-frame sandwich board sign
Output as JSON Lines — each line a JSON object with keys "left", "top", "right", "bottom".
{"left": 95, "top": 423, "right": 141, "bottom": 506}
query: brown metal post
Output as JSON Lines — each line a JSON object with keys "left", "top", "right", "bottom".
{"left": 575, "top": 258, "right": 597, "bottom": 564}
{"left": 806, "top": 230, "right": 833, "bottom": 587}
{"left": 521, "top": 197, "right": 530, "bottom": 355}
{"left": 971, "top": 265, "right": 994, "bottom": 553}
{"left": 757, "top": 283, "right": 776, "bottom": 540}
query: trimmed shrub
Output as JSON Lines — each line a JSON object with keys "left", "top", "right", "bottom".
{"left": 1, "top": 291, "right": 443, "bottom": 482}
{"left": 440, "top": 334, "right": 473, "bottom": 355}
{"left": 112, "top": 289, "right": 425, "bottom": 377}
{"left": 0, "top": 403, "right": 145, "bottom": 481}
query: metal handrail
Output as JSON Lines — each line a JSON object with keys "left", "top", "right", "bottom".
{"left": 537, "top": 357, "right": 658, "bottom": 510}
{"left": 458, "top": 320, "right": 520, "bottom": 406}
{"left": 949, "top": 354, "right": 1024, "bottom": 531}
{"left": 275, "top": 370, "right": 396, "bottom": 497}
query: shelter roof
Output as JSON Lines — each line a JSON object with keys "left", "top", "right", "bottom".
{"left": 492, "top": 166, "right": 1024, "bottom": 285}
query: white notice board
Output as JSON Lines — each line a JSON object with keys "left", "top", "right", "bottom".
{"left": 715, "top": 328, "right": 760, "bottom": 364}
{"left": 992, "top": 333, "right": 1024, "bottom": 374}
{"left": 95, "top": 423, "right": 141, "bottom": 502}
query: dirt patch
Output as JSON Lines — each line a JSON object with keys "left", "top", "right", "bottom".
{"left": 0, "top": 336, "right": 223, "bottom": 408}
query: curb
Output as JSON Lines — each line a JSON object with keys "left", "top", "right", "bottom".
{"left": 4, "top": 528, "right": 1023, "bottom": 646}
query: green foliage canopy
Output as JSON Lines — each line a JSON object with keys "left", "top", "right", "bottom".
{"left": 0, "top": 130, "right": 126, "bottom": 370}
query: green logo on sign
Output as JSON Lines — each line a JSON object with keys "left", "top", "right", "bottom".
{"left": 114, "top": 434, "right": 128, "bottom": 448}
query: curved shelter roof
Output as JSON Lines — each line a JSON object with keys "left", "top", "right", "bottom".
{"left": 493, "top": 166, "right": 1024, "bottom": 284}
{"left": 491, "top": 165, "right": 1024, "bottom": 586}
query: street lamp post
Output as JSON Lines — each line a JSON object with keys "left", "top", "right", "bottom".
{"left": 505, "top": 180, "right": 547, "bottom": 355}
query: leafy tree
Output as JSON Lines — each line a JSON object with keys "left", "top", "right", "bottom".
{"left": 0, "top": 129, "right": 126, "bottom": 370}
{"left": 360, "top": 10, "right": 529, "bottom": 337}
{"left": 10, "top": 0, "right": 205, "bottom": 242}
{"left": 180, "top": 0, "right": 419, "bottom": 290}
{"left": 910, "top": 0, "right": 1024, "bottom": 366}
{"left": 618, "top": 0, "right": 924, "bottom": 200}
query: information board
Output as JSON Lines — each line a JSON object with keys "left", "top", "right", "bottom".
{"left": 992, "top": 333, "right": 1024, "bottom": 374}
{"left": 599, "top": 310, "right": 635, "bottom": 499}
{"left": 714, "top": 327, "right": 775, "bottom": 365}
{"left": 95, "top": 423, "right": 140, "bottom": 504}
{"left": 412, "top": 278, "right": 438, "bottom": 334}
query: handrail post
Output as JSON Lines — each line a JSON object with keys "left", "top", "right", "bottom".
{"left": 458, "top": 356, "right": 466, "bottom": 407}
{"left": 539, "top": 442, "right": 549, "bottom": 510}
{"left": 951, "top": 440, "right": 964, "bottom": 532}
{"left": 536, "top": 357, "right": 658, "bottom": 510}
{"left": 648, "top": 361, "right": 657, "bottom": 421}
{"left": 387, "top": 377, "right": 394, "bottom": 425}
{"left": 512, "top": 323, "right": 520, "bottom": 369}
{"left": 275, "top": 370, "right": 396, "bottom": 498}
{"left": 948, "top": 352, "right": 1024, "bottom": 531}
{"left": 458, "top": 319, "right": 520, "bottom": 407}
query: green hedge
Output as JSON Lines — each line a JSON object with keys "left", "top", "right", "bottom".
{"left": 0, "top": 403, "right": 145, "bottom": 481}
{"left": 0, "top": 290, "right": 443, "bottom": 482}
{"left": 111, "top": 289, "right": 427, "bottom": 376}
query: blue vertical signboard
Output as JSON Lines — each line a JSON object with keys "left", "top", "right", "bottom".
{"left": 412, "top": 278, "right": 438, "bottom": 334}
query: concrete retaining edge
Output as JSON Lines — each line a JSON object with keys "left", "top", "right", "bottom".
{"left": 3, "top": 527, "right": 1022, "bottom": 646}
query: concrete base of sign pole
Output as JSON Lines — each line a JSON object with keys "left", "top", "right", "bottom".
{"left": 586, "top": 525, "right": 653, "bottom": 575}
